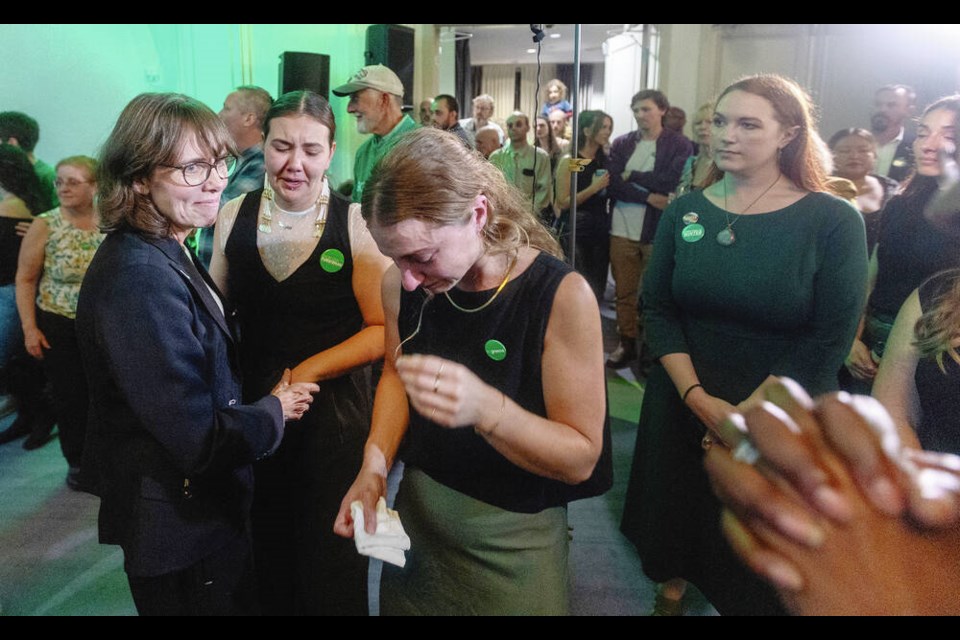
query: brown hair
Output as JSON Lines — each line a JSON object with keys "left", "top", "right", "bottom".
{"left": 263, "top": 90, "right": 335, "bottom": 145}
{"left": 578, "top": 110, "right": 612, "bottom": 150}
{"left": 632, "top": 89, "right": 669, "bottom": 112}
{"left": 97, "top": 93, "right": 235, "bottom": 237}
{"left": 900, "top": 95, "right": 960, "bottom": 198}
{"left": 361, "top": 127, "right": 561, "bottom": 258}
{"left": 710, "top": 74, "right": 828, "bottom": 192}
{"left": 535, "top": 116, "right": 561, "bottom": 157}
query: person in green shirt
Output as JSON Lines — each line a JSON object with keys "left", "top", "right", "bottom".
{"left": 0, "top": 111, "right": 58, "bottom": 208}
{"left": 332, "top": 64, "right": 418, "bottom": 203}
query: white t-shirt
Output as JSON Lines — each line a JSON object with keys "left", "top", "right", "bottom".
{"left": 611, "top": 139, "right": 657, "bottom": 241}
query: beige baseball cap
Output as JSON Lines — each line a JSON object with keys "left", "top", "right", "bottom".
{"left": 332, "top": 64, "right": 404, "bottom": 97}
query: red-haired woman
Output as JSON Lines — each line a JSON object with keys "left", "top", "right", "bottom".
{"left": 620, "top": 74, "right": 868, "bottom": 615}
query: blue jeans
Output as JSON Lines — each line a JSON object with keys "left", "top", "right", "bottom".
{"left": 0, "top": 283, "right": 24, "bottom": 370}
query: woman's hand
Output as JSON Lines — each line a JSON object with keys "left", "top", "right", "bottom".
{"left": 23, "top": 326, "right": 50, "bottom": 360}
{"left": 590, "top": 171, "right": 610, "bottom": 194}
{"left": 271, "top": 368, "right": 320, "bottom": 421}
{"left": 15, "top": 220, "right": 32, "bottom": 237}
{"left": 685, "top": 385, "right": 738, "bottom": 440}
{"left": 704, "top": 380, "right": 960, "bottom": 614}
{"left": 333, "top": 446, "right": 389, "bottom": 539}
{"left": 395, "top": 354, "right": 500, "bottom": 431}
{"left": 844, "top": 338, "right": 878, "bottom": 380}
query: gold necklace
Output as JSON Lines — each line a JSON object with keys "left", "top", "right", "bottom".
{"left": 259, "top": 180, "right": 329, "bottom": 238}
{"left": 717, "top": 173, "right": 781, "bottom": 246}
{"left": 443, "top": 252, "right": 518, "bottom": 313}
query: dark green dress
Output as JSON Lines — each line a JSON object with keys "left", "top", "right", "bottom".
{"left": 621, "top": 190, "right": 867, "bottom": 615}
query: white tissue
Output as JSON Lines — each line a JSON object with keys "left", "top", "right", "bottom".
{"left": 351, "top": 496, "right": 411, "bottom": 568}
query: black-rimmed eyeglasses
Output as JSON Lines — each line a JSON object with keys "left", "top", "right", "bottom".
{"left": 162, "top": 156, "right": 237, "bottom": 186}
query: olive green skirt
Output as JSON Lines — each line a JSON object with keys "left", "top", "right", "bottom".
{"left": 380, "top": 467, "right": 570, "bottom": 616}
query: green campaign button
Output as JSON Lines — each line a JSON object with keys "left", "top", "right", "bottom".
{"left": 681, "top": 223, "right": 705, "bottom": 243}
{"left": 484, "top": 339, "right": 506, "bottom": 361}
{"left": 320, "top": 248, "right": 345, "bottom": 273}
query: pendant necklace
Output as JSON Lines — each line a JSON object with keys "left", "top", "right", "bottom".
{"left": 718, "top": 172, "right": 781, "bottom": 246}
{"left": 444, "top": 251, "right": 519, "bottom": 313}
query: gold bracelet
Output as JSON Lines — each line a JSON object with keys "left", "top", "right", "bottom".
{"left": 475, "top": 391, "right": 506, "bottom": 437}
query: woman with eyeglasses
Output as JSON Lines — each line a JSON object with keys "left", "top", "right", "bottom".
{"left": 13, "top": 156, "right": 103, "bottom": 487}
{"left": 76, "top": 93, "right": 319, "bottom": 616}
{"left": 209, "top": 90, "right": 391, "bottom": 616}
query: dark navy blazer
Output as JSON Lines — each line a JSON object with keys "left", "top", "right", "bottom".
{"left": 76, "top": 228, "right": 283, "bottom": 577}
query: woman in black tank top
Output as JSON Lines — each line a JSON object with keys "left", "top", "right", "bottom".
{"left": 333, "top": 128, "right": 609, "bottom": 615}
{"left": 210, "top": 91, "right": 391, "bottom": 616}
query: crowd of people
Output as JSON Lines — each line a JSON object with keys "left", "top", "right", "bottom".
{"left": 3, "top": 57, "right": 960, "bottom": 618}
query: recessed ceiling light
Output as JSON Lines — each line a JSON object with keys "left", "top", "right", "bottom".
{"left": 549, "top": 33, "right": 561, "bottom": 39}
{"left": 526, "top": 48, "right": 536, "bottom": 54}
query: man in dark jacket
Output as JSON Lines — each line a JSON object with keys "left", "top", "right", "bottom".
{"left": 606, "top": 90, "right": 693, "bottom": 369}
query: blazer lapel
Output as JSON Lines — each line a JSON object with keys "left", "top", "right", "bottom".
{"left": 148, "top": 236, "right": 235, "bottom": 342}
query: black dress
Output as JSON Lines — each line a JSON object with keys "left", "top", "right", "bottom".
{"left": 845, "top": 177, "right": 960, "bottom": 395}
{"left": 225, "top": 189, "right": 372, "bottom": 616}
{"left": 870, "top": 177, "right": 960, "bottom": 323}
{"left": 557, "top": 151, "right": 611, "bottom": 302}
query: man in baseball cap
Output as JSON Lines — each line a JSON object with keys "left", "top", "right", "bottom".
{"left": 333, "top": 64, "right": 418, "bottom": 202}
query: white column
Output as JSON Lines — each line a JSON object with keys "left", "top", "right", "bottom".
{"left": 438, "top": 26, "right": 457, "bottom": 96}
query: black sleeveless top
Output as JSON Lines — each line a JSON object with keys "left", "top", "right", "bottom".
{"left": 915, "top": 269, "right": 960, "bottom": 455}
{"left": 558, "top": 151, "right": 610, "bottom": 241}
{"left": 0, "top": 217, "right": 26, "bottom": 285}
{"left": 398, "top": 251, "right": 578, "bottom": 513}
{"left": 225, "top": 189, "right": 365, "bottom": 401}
{"left": 870, "top": 177, "right": 960, "bottom": 318}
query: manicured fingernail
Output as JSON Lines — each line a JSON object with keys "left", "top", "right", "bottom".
{"left": 812, "top": 485, "right": 853, "bottom": 523}
{"left": 867, "top": 477, "right": 902, "bottom": 516}
{"left": 775, "top": 512, "right": 825, "bottom": 548}
{"left": 766, "top": 559, "right": 804, "bottom": 591}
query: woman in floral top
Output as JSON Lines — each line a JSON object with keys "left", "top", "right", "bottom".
{"left": 15, "top": 155, "right": 104, "bottom": 490}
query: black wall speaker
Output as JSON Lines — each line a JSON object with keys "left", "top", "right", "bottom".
{"left": 365, "top": 24, "right": 414, "bottom": 109}
{"left": 279, "top": 51, "right": 330, "bottom": 99}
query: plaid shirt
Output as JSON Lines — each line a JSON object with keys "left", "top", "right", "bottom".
{"left": 221, "top": 144, "right": 265, "bottom": 207}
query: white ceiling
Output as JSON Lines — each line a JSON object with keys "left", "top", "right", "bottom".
{"left": 443, "top": 24, "right": 634, "bottom": 66}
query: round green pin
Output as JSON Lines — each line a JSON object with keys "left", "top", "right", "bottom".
{"left": 319, "top": 248, "right": 345, "bottom": 273}
{"left": 484, "top": 339, "right": 506, "bottom": 361}
{"left": 681, "top": 224, "right": 705, "bottom": 243}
